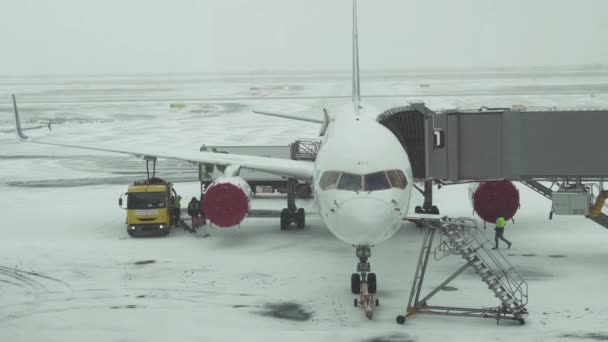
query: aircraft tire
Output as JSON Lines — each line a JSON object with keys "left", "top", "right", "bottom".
{"left": 295, "top": 208, "right": 305, "bottom": 229}
{"left": 280, "top": 209, "right": 290, "bottom": 230}
{"left": 367, "top": 273, "right": 377, "bottom": 294}
{"left": 351, "top": 273, "right": 361, "bottom": 294}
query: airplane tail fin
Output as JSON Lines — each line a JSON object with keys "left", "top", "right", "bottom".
{"left": 12, "top": 94, "right": 29, "bottom": 140}
{"left": 352, "top": 0, "right": 361, "bottom": 114}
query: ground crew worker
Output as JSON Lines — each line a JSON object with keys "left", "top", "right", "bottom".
{"left": 493, "top": 216, "right": 512, "bottom": 249}
{"left": 187, "top": 197, "right": 200, "bottom": 233}
{"left": 173, "top": 195, "right": 182, "bottom": 227}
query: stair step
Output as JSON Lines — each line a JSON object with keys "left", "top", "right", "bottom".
{"left": 478, "top": 267, "right": 490, "bottom": 274}
{"left": 489, "top": 283, "right": 502, "bottom": 290}
{"left": 485, "top": 275, "right": 497, "bottom": 282}
{"left": 496, "top": 291, "right": 507, "bottom": 297}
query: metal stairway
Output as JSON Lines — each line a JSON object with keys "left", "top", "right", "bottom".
{"left": 398, "top": 217, "right": 528, "bottom": 325}
{"left": 521, "top": 180, "right": 608, "bottom": 229}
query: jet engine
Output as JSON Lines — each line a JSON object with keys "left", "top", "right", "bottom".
{"left": 468, "top": 180, "right": 520, "bottom": 223}
{"left": 203, "top": 176, "right": 253, "bottom": 227}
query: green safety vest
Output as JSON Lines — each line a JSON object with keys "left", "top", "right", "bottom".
{"left": 174, "top": 198, "right": 181, "bottom": 208}
{"left": 496, "top": 217, "right": 506, "bottom": 228}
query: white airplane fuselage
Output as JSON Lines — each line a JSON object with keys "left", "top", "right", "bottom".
{"left": 312, "top": 103, "right": 413, "bottom": 246}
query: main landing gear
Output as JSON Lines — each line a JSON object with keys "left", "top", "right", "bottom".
{"left": 280, "top": 178, "right": 305, "bottom": 230}
{"left": 351, "top": 245, "right": 379, "bottom": 320}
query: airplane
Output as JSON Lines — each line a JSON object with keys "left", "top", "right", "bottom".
{"left": 12, "top": 0, "right": 426, "bottom": 318}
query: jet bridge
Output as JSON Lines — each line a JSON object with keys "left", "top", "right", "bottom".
{"left": 378, "top": 104, "right": 608, "bottom": 229}
{"left": 423, "top": 107, "right": 608, "bottom": 181}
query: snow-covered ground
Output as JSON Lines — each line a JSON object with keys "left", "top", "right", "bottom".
{"left": 2, "top": 70, "right": 608, "bottom": 342}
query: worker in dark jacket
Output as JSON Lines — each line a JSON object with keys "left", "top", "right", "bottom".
{"left": 187, "top": 197, "right": 200, "bottom": 233}
{"left": 493, "top": 216, "right": 512, "bottom": 249}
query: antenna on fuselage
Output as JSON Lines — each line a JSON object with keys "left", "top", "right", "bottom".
{"left": 352, "top": 0, "right": 361, "bottom": 115}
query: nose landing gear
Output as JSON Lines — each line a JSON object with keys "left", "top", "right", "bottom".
{"left": 351, "top": 245, "right": 379, "bottom": 319}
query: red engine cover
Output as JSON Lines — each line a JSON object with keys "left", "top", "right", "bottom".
{"left": 203, "top": 182, "right": 249, "bottom": 227}
{"left": 471, "top": 180, "right": 520, "bottom": 223}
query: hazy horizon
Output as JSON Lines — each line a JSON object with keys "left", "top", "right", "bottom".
{"left": 2, "top": 0, "right": 607, "bottom": 75}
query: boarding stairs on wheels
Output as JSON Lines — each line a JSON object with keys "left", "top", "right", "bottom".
{"left": 397, "top": 217, "right": 528, "bottom": 325}
{"left": 521, "top": 180, "right": 608, "bottom": 229}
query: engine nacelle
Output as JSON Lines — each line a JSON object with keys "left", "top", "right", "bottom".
{"left": 469, "top": 180, "right": 520, "bottom": 223}
{"left": 203, "top": 176, "right": 252, "bottom": 227}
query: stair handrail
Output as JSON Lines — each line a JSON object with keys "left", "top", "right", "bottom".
{"left": 466, "top": 230, "right": 529, "bottom": 309}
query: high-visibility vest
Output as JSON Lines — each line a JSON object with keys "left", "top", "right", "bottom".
{"left": 496, "top": 217, "right": 506, "bottom": 228}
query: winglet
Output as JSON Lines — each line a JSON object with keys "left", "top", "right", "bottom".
{"left": 12, "top": 94, "right": 29, "bottom": 140}
{"left": 352, "top": 0, "right": 361, "bottom": 114}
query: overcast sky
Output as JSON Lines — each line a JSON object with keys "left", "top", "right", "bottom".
{"left": 1, "top": 0, "right": 607, "bottom": 74}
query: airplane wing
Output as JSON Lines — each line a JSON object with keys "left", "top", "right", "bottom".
{"left": 252, "top": 110, "right": 324, "bottom": 124}
{"left": 253, "top": 109, "right": 330, "bottom": 136}
{"left": 12, "top": 95, "right": 314, "bottom": 180}
{"left": 24, "top": 140, "right": 315, "bottom": 180}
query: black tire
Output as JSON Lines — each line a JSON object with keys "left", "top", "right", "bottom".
{"left": 354, "top": 298, "right": 358, "bottom": 307}
{"left": 375, "top": 298, "right": 379, "bottom": 307}
{"left": 127, "top": 230, "right": 135, "bottom": 237}
{"left": 430, "top": 206, "right": 440, "bottom": 215}
{"left": 351, "top": 273, "right": 361, "bottom": 294}
{"left": 414, "top": 206, "right": 423, "bottom": 214}
{"left": 518, "top": 318, "right": 525, "bottom": 325}
{"left": 280, "top": 209, "right": 290, "bottom": 230}
{"left": 396, "top": 315, "right": 406, "bottom": 324}
{"left": 295, "top": 208, "right": 305, "bottom": 229}
{"left": 367, "top": 273, "right": 377, "bottom": 294}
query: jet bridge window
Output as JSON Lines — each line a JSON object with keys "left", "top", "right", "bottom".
{"left": 386, "top": 170, "right": 408, "bottom": 189}
{"left": 320, "top": 171, "right": 341, "bottom": 190}
{"left": 338, "top": 173, "right": 362, "bottom": 191}
{"left": 364, "top": 171, "right": 390, "bottom": 191}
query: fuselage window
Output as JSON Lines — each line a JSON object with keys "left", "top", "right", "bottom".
{"left": 320, "top": 171, "right": 341, "bottom": 190}
{"left": 387, "top": 170, "right": 408, "bottom": 189}
{"left": 338, "top": 173, "right": 362, "bottom": 191}
{"left": 364, "top": 171, "right": 390, "bottom": 191}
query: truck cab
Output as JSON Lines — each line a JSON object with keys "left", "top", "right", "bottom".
{"left": 119, "top": 178, "right": 175, "bottom": 236}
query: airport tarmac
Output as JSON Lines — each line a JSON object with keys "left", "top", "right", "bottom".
{"left": 1, "top": 70, "right": 608, "bottom": 341}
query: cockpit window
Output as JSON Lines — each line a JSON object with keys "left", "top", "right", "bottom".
{"left": 320, "top": 171, "right": 340, "bottom": 190}
{"left": 387, "top": 170, "right": 408, "bottom": 189}
{"left": 364, "top": 171, "right": 390, "bottom": 191}
{"left": 338, "top": 173, "right": 362, "bottom": 191}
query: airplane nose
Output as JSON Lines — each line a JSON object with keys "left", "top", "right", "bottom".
{"left": 333, "top": 197, "right": 398, "bottom": 245}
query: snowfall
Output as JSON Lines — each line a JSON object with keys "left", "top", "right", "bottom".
{"left": 1, "top": 69, "right": 608, "bottom": 342}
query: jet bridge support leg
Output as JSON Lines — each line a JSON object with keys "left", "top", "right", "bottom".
{"left": 408, "top": 181, "right": 440, "bottom": 228}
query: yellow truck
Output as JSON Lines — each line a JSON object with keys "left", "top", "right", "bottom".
{"left": 119, "top": 178, "right": 176, "bottom": 236}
